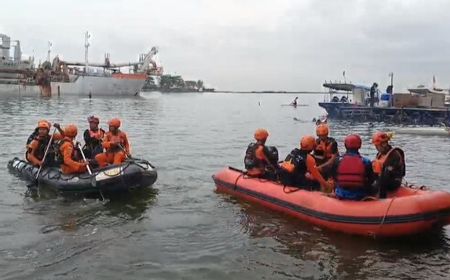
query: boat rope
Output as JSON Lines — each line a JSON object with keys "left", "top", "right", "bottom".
{"left": 234, "top": 173, "right": 244, "bottom": 190}
{"left": 377, "top": 196, "right": 396, "bottom": 237}
{"left": 282, "top": 184, "right": 302, "bottom": 194}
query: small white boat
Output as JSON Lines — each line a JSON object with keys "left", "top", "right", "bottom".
{"left": 396, "top": 126, "right": 450, "bottom": 136}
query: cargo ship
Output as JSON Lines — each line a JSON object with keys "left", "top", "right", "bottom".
{"left": 1, "top": 32, "right": 160, "bottom": 97}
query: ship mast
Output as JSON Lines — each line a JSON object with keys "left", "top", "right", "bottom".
{"left": 84, "top": 31, "right": 90, "bottom": 71}
{"left": 47, "top": 41, "right": 52, "bottom": 62}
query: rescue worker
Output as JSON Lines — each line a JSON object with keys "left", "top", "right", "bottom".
{"left": 333, "top": 134, "right": 375, "bottom": 200}
{"left": 95, "top": 118, "right": 131, "bottom": 168}
{"left": 279, "top": 135, "right": 331, "bottom": 191}
{"left": 372, "top": 132, "right": 405, "bottom": 198}
{"left": 313, "top": 123, "right": 339, "bottom": 173}
{"left": 26, "top": 120, "right": 63, "bottom": 167}
{"left": 244, "top": 128, "right": 278, "bottom": 179}
{"left": 26, "top": 120, "right": 64, "bottom": 146}
{"left": 83, "top": 115, "right": 105, "bottom": 159}
{"left": 58, "top": 124, "right": 88, "bottom": 174}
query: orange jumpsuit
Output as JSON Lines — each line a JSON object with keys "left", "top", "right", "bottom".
{"left": 59, "top": 138, "right": 87, "bottom": 174}
{"left": 95, "top": 130, "right": 131, "bottom": 167}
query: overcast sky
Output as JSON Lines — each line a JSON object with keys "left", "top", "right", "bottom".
{"left": 2, "top": 0, "right": 450, "bottom": 91}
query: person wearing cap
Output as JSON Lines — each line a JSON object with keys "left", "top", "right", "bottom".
{"left": 279, "top": 135, "right": 331, "bottom": 191}
{"left": 95, "top": 118, "right": 131, "bottom": 168}
{"left": 371, "top": 132, "right": 405, "bottom": 198}
{"left": 83, "top": 115, "right": 105, "bottom": 159}
{"left": 313, "top": 123, "right": 338, "bottom": 173}
{"left": 26, "top": 120, "right": 63, "bottom": 167}
{"left": 244, "top": 128, "right": 278, "bottom": 179}
{"left": 332, "top": 134, "right": 375, "bottom": 200}
{"left": 58, "top": 124, "right": 88, "bottom": 174}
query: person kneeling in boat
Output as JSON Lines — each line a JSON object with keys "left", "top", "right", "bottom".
{"left": 279, "top": 136, "right": 331, "bottom": 191}
{"left": 58, "top": 124, "right": 89, "bottom": 174}
{"left": 333, "top": 134, "right": 375, "bottom": 200}
{"left": 95, "top": 118, "right": 131, "bottom": 168}
{"left": 83, "top": 115, "right": 105, "bottom": 159}
{"left": 26, "top": 120, "right": 63, "bottom": 167}
{"left": 313, "top": 123, "right": 339, "bottom": 176}
{"left": 371, "top": 132, "right": 405, "bottom": 198}
{"left": 244, "top": 128, "right": 279, "bottom": 180}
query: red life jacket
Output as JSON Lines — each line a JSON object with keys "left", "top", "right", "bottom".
{"left": 337, "top": 154, "right": 367, "bottom": 189}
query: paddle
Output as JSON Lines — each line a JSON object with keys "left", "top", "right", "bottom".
{"left": 77, "top": 143, "right": 109, "bottom": 201}
{"left": 27, "top": 128, "right": 56, "bottom": 188}
{"left": 77, "top": 143, "right": 92, "bottom": 175}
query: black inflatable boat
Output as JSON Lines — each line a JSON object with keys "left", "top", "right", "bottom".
{"left": 8, "top": 157, "right": 157, "bottom": 195}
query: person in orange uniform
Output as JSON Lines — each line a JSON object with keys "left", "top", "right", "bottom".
{"left": 313, "top": 123, "right": 339, "bottom": 174}
{"left": 372, "top": 132, "right": 405, "bottom": 198}
{"left": 26, "top": 120, "right": 63, "bottom": 167}
{"left": 244, "top": 128, "right": 278, "bottom": 179}
{"left": 83, "top": 115, "right": 105, "bottom": 159}
{"left": 59, "top": 124, "right": 88, "bottom": 174}
{"left": 95, "top": 118, "right": 131, "bottom": 168}
{"left": 279, "top": 135, "right": 331, "bottom": 191}
{"left": 333, "top": 134, "right": 375, "bottom": 200}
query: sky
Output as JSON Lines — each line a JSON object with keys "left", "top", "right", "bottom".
{"left": 2, "top": 0, "right": 450, "bottom": 91}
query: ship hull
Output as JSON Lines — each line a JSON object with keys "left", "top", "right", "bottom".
{"left": 51, "top": 74, "right": 147, "bottom": 97}
{"left": 0, "top": 83, "right": 42, "bottom": 97}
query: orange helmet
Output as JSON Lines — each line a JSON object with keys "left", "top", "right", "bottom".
{"left": 108, "top": 118, "right": 121, "bottom": 128}
{"left": 64, "top": 124, "right": 78, "bottom": 138}
{"left": 344, "top": 134, "right": 362, "bottom": 150}
{"left": 372, "top": 132, "right": 391, "bottom": 146}
{"left": 300, "top": 135, "right": 316, "bottom": 151}
{"left": 254, "top": 128, "right": 269, "bottom": 141}
{"left": 37, "top": 120, "right": 50, "bottom": 130}
{"left": 316, "top": 124, "right": 329, "bottom": 137}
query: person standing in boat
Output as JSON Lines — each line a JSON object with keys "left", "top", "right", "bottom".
{"left": 26, "top": 120, "right": 63, "bottom": 167}
{"left": 58, "top": 124, "right": 89, "bottom": 174}
{"left": 332, "top": 134, "right": 375, "bottom": 200}
{"left": 279, "top": 135, "right": 331, "bottom": 191}
{"left": 95, "top": 118, "right": 131, "bottom": 167}
{"left": 244, "top": 128, "right": 279, "bottom": 180}
{"left": 313, "top": 123, "right": 339, "bottom": 176}
{"left": 290, "top": 97, "right": 298, "bottom": 107}
{"left": 371, "top": 132, "right": 405, "bottom": 198}
{"left": 369, "top": 82, "right": 378, "bottom": 107}
{"left": 83, "top": 115, "right": 105, "bottom": 159}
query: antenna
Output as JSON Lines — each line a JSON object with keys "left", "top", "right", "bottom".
{"left": 84, "top": 31, "right": 91, "bottom": 71}
{"left": 47, "top": 41, "right": 52, "bottom": 62}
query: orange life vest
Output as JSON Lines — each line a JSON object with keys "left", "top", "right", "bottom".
{"left": 103, "top": 131, "right": 129, "bottom": 153}
{"left": 372, "top": 147, "right": 404, "bottom": 175}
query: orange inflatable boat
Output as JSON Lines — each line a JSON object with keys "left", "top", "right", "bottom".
{"left": 213, "top": 167, "right": 450, "bottom": 237}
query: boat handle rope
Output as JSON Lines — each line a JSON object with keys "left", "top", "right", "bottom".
{"left": 376, "top": 196, "right": 396, "bottom": 237}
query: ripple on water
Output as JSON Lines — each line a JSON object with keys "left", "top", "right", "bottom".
{"left": 0, "top": 94, "right": 449, "bottom": 279}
